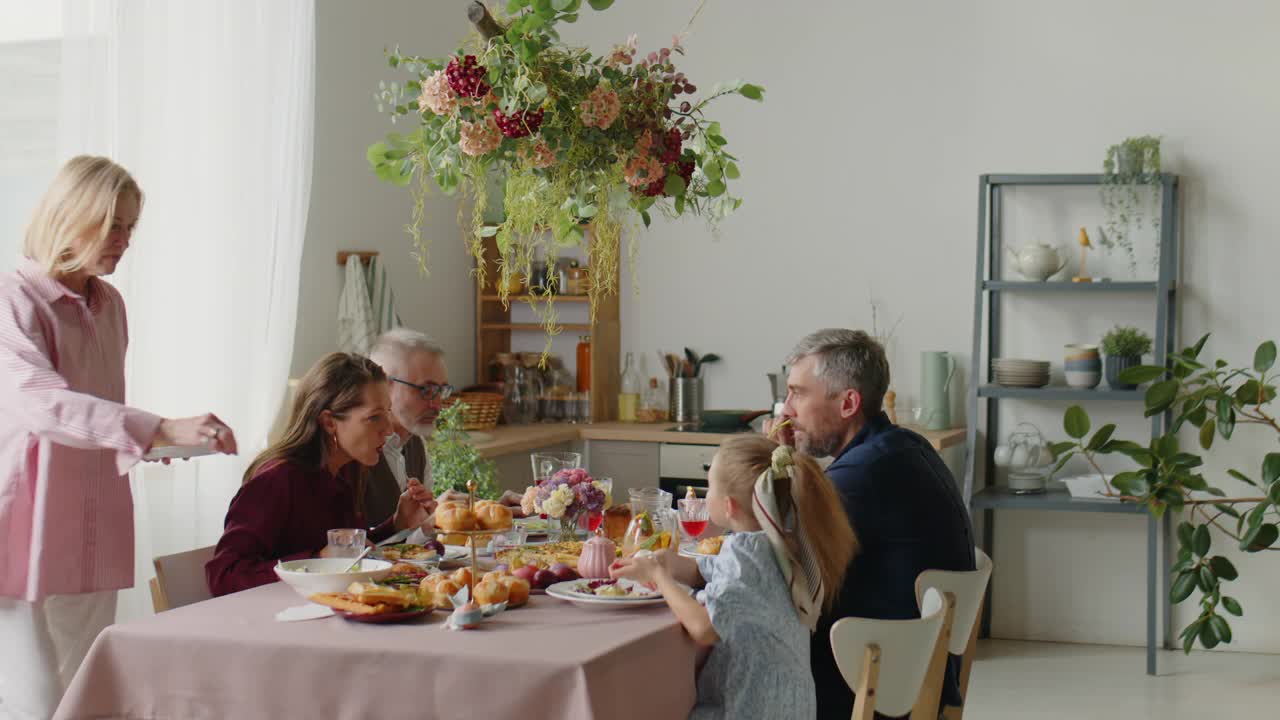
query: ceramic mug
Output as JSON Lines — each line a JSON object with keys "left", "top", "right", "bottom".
{"left": 1064, "top": 344, "right": 1102, "bottom": 389}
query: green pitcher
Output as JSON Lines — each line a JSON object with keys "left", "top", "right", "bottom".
{"left": 920, "top": 351, "right": 956, "bottom": 430}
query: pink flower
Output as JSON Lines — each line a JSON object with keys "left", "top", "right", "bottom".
{"left": 624, "top": 154, "right": 664, "bottom": 188}
{"left": 579, "top": 86, "right": 621, "bottom": 130}
{"left": 418, "top": 69, "right": 457, "bottom": 116}
{"left": 519, "top": 138, "right": 556, "bottom": 169}
{"left": 635, "top": 129, "right": 654, "bottom": 156}
{"left": 671, "top": 33, "right": 685, "bottom": 51}
{"left": 607, "top": 34, "right": 638, "bottom": 67}
{"left": 459, "top": 116, "right": 501, "bottom": 156}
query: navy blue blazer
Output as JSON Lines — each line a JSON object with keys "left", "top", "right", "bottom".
{"left": 812, "top": 412, "right": 976, "bottom": 719}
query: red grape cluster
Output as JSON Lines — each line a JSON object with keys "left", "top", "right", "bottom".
{"left": 493, "top": 107, "right": 545, "bottom": 138}
{"left": 446, "top": 55, "right": 490, "bottom": 99}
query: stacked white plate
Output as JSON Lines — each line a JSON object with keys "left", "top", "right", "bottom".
{"left": 992, "top": 358, "right": 1050, "bottom": 387}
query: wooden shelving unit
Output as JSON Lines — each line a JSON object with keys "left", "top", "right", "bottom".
{"left": 473, "top": 228, "right": 621, "bottom": 422}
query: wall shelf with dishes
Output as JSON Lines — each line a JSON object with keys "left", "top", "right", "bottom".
{"left": 964, "top": 172, "right": 1180, "bottom": 676}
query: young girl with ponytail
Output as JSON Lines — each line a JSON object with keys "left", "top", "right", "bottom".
{"left": 610, "top": 434, "right": 857, "bottom": 720}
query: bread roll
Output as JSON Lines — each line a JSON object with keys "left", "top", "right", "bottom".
{"left": 498, "top": 576, "right": 530, "bottom": 607}
{"left": 437, "top": 504, "right": 476, "bottom": 531}
{"left": 452, "top": 567, "right": 473, "bottom": 587}
{"left": 473, "top": 578, "right": 510, "bottom": 606}
{"left": 475, "top": 502, "right": 513, "bottom": 531}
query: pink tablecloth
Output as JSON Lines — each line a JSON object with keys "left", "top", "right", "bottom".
{"left": 55, "top": 582, "right": 697, "bottom": 720}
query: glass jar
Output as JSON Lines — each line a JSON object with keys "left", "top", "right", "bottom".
{"left": 621, "top": 487, "right": 679, "bottom": 556}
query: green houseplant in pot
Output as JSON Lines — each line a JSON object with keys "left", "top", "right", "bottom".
{"left": 1100, "top": 325, "right": 1153, "bottom": 390}
{"left": 1050, "top": 335, "right": 1280, "bottom": 652}
{"left": 1100, "top": 135, "right": 1162, "bottom": 276}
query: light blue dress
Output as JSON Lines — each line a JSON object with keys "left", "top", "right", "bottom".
{"left": 692, "top": 531, "right": 815, "bottom": 720}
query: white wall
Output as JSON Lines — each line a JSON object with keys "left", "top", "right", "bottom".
{"left": 305, "top": 0, "right": 1280, "bottom": 653}
{"left": 551, "top": 0, "right": 1280, "bottom": 652}
{"left": 296, "top": 0, "right": 476, "bottom": 386}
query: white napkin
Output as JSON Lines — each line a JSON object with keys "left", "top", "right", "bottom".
{"left": 275, "top": 604, "right": 335, "bottom": 622}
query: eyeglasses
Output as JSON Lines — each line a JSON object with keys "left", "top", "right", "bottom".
{"left": 390, "top": 377, "right": 454, "bottom": 401}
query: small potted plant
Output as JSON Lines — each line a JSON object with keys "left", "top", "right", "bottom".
{"left": 1099, "top": 326, "right": 1153, "bottom": 390}
{"left": 1100, "top": 135, "right": 1162, "bottom": 276}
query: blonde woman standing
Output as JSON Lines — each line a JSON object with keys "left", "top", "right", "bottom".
{"left": 0, "top": 156, "right": 238, "bottom": 720}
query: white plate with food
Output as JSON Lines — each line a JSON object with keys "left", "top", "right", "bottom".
{"left": 143, "top": 444, "right": 218, "bottom": 461}
{"left": 545, "top": 578, "right": 666, "bottom": 609}
{"left": 678, "top": 535, "right": 726, "bottom": 559}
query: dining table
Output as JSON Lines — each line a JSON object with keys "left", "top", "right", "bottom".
{"left": 54, "top": 581, "right": 699, "bottom": 720}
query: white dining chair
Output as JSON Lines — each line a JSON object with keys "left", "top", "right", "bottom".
{"left": 912, "top": 548, "right": 994, "bottom": 720}
{"left": 830, "top": 587, "right": 950, "bottom": 720}
{"left": 151, "top": 545, "right": 216, "bottom": 612}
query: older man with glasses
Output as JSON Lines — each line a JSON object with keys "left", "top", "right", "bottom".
{"left": 365, "top": 329, "right": 452, "bottom": 525}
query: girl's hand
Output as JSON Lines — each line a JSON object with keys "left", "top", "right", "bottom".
{"left": 609, "top": 552, "right": 664, "bottom": 587}
{"left": 394, "top": 479, "right": 436, "bottom": 530}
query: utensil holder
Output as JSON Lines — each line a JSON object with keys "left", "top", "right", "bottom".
{"left": 670, "top": 378, "right": 702, "bottom": 426}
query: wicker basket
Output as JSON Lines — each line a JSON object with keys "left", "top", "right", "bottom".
{"left": 442, "top": 392, "right": 503, "bottom": 430}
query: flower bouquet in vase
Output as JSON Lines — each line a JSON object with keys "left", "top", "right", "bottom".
{"left": 520, "top": 468, "right": 608, "bottom": 541}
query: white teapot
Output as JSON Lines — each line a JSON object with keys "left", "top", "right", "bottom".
{"left": 1005, "top": 241, "right": 1067, "bottom": 281}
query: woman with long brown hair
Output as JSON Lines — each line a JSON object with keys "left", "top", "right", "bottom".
{"left": 206, "top": 352, "right": 436, "bottom": 597}
{"left": 611, "top": 434, "right": 857, "bottom": 720}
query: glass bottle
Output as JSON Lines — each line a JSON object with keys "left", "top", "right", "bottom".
{"left": 618, "top": 352, "right": 641, "bottom": 422}
{"left": 576, "top": 335, "right": 591, "bottom": 393}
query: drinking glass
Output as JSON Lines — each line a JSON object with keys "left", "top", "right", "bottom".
{"left": 677, "top": 498, "right": 710, "bottom": 543}
{"left": 325, "top": 528, "right": 367, "bottom": 558}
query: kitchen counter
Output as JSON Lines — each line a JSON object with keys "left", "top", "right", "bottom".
{"left": 472, "top": 421, "right": 965, "bottom": 458}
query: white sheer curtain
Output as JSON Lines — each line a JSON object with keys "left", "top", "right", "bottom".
{"left": 58, "top": 0, "right": 314, "bottom": 621}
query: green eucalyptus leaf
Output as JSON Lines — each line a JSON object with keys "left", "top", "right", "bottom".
{"left": 1254, "top": 341, "right": 1276, "bottom": 372}
{"left": 587, "top": 0, "right": 614, "bottom": 9}
{"left": 1118, "top": 365, "right": 1165, "bottom": 385}
{"left": 1176, "top": 521, "right": 1195, "bottom": 548}
{"left": 1197, "top": 565, "right": 1216, "bottom": 591}
{"left": 1217, "top": 396, "right": 1236, "bottom": 439}
{"left": 1212, "top": 503, "right": 1241, "bottom": 519}
{"left": 1189, "top": 333, "right": 1210, "bottom": 359}
{"left": 1200, "top": 419, "right": 1215, "bottom": 450}
{"left": 1087, "top": 424, "right": 1116, "bottom": 451}
{"left": 1222, "top": 596, "right": 1243, "bottom": 616}
{"left": 1228, "top": 468, "right": 1257, "bottom": 487}
{"left": 725, "top": 162, "right": 741, "bottom": 179}
{"left": 664, "top": 173, "right": 687, "bottom": 197}
{"left": 1064, "top": 406, "right": 1090, "bottom": 439}
{"left": 1209, "top": 556, "right": 1238, "bottom": 581}
{"left": 1193, "top": 525, "right": 1211, "bottom": 557}
{"left": 1170, "top": 572, "right": 1197, "bottom": 603}
{"left": 1208, "top": 615, "right": 1233, "bottom": 644}
{"left": 1049, "top": 441, "right": 1077, "bottom": 459}
{"left": 1182, "top": 623, "right": 1199, "bottom": 654}
{"left": 738, "top": 83, "right": 766, "bottom": 101}
{"left": 1242, "top": 522, "right": 1278, "bottom": 552}
{"left": 1263, "top": 453, "right": 1280, "bottom": 486}
{"left": 706, "top": 179, "right": 726, "bottom": 197}
{"left": 1145, "top": 380, "right": 1179, "bottom": 417}
{"left": 552, "top": 0, "right": 574, "bottom": 9}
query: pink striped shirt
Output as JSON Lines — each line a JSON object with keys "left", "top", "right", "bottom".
{"left": 0, "top": 257, "right": 161, "bottom": 601}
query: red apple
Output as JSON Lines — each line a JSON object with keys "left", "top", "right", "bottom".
{"left": 513, "top": 564, "right": 538, "bottom": 582}
{"left": 532, "top": 569, "right": 557, "bottom": 589}
{"left": 550, "top": 563, "right": 579, "bottom": 582}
